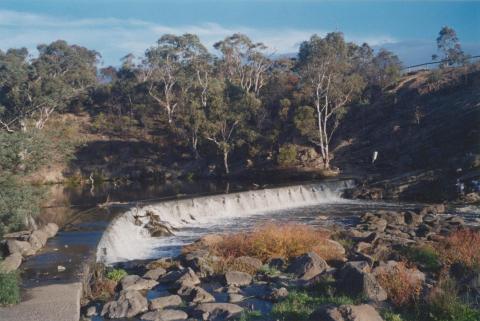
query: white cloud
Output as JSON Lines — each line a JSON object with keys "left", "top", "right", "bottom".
{"left": 0, "top": 9, "right": 398, "bottom": 66}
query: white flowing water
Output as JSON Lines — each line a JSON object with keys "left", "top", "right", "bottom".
{"left": 96, "top": 180, "right": 355, "bottom": 264}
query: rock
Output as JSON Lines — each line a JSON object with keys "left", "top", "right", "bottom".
{"left": 86, "top": 306, "right": 97, "bottom": 317}
{"left": 233, "top": 256, "right": 263, "bottom": 272}
{"left": 42, "top": 223, "right": 59, "bottom": 238}
{"left": 147, "top": 221, "right": 175, "bottom": 237}
{"left": 101, "top": 290, "right": 148, "bottom": 318}
{"left": 404, "top": 211, "right": 423, "bottom": 226}
{"left": 57, "top": 265, "right": 66, "bottom": 272}
{"left": 268, "top": 258, "right": 286, "bottom": 270}
{"left": 183, "top": 250, "right": 215, "bottom": 277}
{"left": 444, "top": 216, "right": 465, "bottom": 226}
{"left": 354, "top": 242, "right": 372, "bottom": 253}
{"left": 177, "top": 286, "right": 215, "bottom": 303}
{"left": 193, "top": 303, "right": 243, "bottom": 320}
{"left": 7, "top": 239, "right": 35, "bottom": 256}
{"left": 377, "top": 210, "right": 405, "bottom": 225}
{"left": 160, "top": 268, "right": 201, "bottom": 289}
{"left": 143, "top": 267, "right": 167, "bottom": 280}
{"left": 464, "top": 192, "right": 480, "bottom": 203}
{"left": 141, "top": 309, "right": 188, "bottom": 321}
{"left": 419, "top": 204, "right": 445, "bottom": 216}
{"left": 149, "top": 295, "right": 182, "bottom": 310}
{"left": 224, "top": 271, "right": 252, "bottom": 287}
{"left": 326, "top": 239, "right": 347, "bottom": 257}
{"left": 228, "top": 293, "right": 244, "bottom": 303}
{"left": 174, "top": 268, "right": 201, "bottom": 289}
{"left": 29, "top": 229, "right": 49, "bottom": 250}
{"left": 339, "top": 262, "right": 387, "bottom": 302}
{"left": 0, "top": 253, "right": 22, "bottom": 272}
{"left": 3, "top": 230, "right": 31, "bottom": 241}
{"left": 264, "top": 287, "right": 288, "bottom": 302}
{"left": 309, "top": 304, "right": 384, "bottom": 321}
{"left": 287, "top": 252, "right": 329, "bottom": 280}
{"left": 121, "top": 275, "right": 159, "bottom": 291}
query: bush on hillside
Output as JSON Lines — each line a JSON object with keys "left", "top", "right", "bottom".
{"left": 277, "top": 144, "right": 298, "bottom": 166}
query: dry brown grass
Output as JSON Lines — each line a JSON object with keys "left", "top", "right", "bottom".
{"left": 436, "top": 229, "right": 480, "bottom": 269}
{"left": 187, "top": 223, "right": 342, "bottom": 263}
{"left": 376, "top": 262, "right": 422, "bottom": 307}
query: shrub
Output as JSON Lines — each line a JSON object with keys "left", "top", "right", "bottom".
{"left": 425, "top": 277, "right": 480, "bottom": 321}
{"left": 106, "top": 268, "right": 128, "bottom": 282}
{"left": 205, "top": 223, "right": 334, "bottom": 262}
{"left": 0, "top": 175, "right": 44, "bottom": 239}
{"left": 403, "top": 245, "right": 441, "bottom": 272}
{"left": 271, "top": 290, "right": 357, "bottom": 321}
{"left": 381, "top": 310, "right": 405, "bottom": 321}
{"left": 0, "top": 271, "right": 20, "bottom": 306}
{"left": 376, "top": 262, "right": 422, "bottom": 307}
{"left": 277, "top": 144, "right": 298, "bottom": 166}
{"left": 437, "top": 229, "right": 480, "bottom": 270}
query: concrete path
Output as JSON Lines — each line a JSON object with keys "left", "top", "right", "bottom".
{"left": 0, "top": 282, "right": 82, "bottom": 321}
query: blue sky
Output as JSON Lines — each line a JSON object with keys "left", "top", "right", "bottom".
{"left": 1, "top": 1, "right": 479, "bottom": 66}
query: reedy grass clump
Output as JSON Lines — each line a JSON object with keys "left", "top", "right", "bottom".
{"left": 0, "top": 271, "right": 20, "bottom": 306}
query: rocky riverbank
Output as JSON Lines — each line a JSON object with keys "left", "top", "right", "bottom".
{"left": 0, "top": 223, "right": 59, "bottom": 273}
{"left": 81, "top": 204, "right": 480, "bottom": 321}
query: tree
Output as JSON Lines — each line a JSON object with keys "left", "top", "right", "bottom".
{"left": 371, "top": 49, "right": 402, "bottom": 89}
{"left": 297, "top": 33, "right": 365, "bottom": 169}
{"left": 0, "top": 41, "right": 99, "bottom": 132}
{"left": 433, "top": 26, "right": 467, "bottom": 67}
{"left": 214, "top": 34, "right": 272, "bottom": 96}
{"left": 202, "top": 81, "right": 247, "bottom": 175}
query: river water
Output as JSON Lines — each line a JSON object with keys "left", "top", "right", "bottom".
{"left": 20, "top": 178, "right": 480, "bottom": 288}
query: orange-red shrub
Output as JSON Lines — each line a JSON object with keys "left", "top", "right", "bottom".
{"left": 437, "top": 229, "right": 480, "bottom": 269}
{"left": 376, "top": 262, "right": 422, "bottom": 307}
{"left": 188, "top": 223, "right": 341, "bottom": 263}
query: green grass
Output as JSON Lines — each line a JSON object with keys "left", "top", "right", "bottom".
{"left": 270, "top": 290, "right": 358, "bottom": 321}
{"left": 258, "top": 265, "right": 281, "bottom": 277}
{"left": 105, "top": 268, "right": 128, "bottom": 282}
{"left": 236, "top": 310, "right": 263, "bottom": 321}
{"left": 402, "top": 245, "right": 441, "bottom": 272}
{"left": 0, "top": 272, "right": 20, "bottom": 306}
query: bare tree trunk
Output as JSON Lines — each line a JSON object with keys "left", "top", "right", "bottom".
{"left": 223, "top": 148, "right": 230, "bottom": 175}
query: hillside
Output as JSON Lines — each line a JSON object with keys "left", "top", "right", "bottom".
{"left": 334, "top": 65, "right": 480, "bottom": 201}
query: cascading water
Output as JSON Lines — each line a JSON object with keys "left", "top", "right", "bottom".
{"left": 96, "top": 180, "right": 355, "bottom": 264}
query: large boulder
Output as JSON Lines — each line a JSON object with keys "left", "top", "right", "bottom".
{"left": 338, "top": 262, "right": 387, "bottom": 302}
{"left": 192, "top": 303, "right": 243, "bottom": 320}
{"left": 101, "top": 290, "right": 148, "bottom": 318}
{"left": 41, "top": 223, "right": 59, "bottom": 238}
{"left": 177, "top": 286, "right": 215, "bottom": 303}
{"left": 287, "top": 252, "right": 329, "bottom": 280}
{"left": 149, "top": 294, "right": 182, "bottom": 310}
{"left": 7, "top": 239, "right": 35, "bottom": 257}
{"left": 160, "top": 268, "right": 201, "bottom": 289}
{"left": 143, "top": 267, "right": 167, "bottom": 280}
{"left": 309, "top": 304, "right": 384, "bottom": 321}
{"left": 121, "top": 275, "right": 159, "bottom": 291}
{"left": 140, "top": 309, "right": 188, "bottom": 321}
{"left": 29, "top": 229, "right": 49, "bottom": 250}
{"left": 182, "top": 250, "right": 215, "bottom": 277}
{"left": 224, "top": 271, "right": 252, "bottom": 287}
{"left": 0, "top": 253, "right": 22, "bottom": 272}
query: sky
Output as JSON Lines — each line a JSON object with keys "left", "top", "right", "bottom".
{"left": 0, "top": 0, "right": 479, "bottom": 67}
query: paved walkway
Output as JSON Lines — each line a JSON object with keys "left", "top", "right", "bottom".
{"left": 0, "top": 282, "right": 82, "bottom": 321}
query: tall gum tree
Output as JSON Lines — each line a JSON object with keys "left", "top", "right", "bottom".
{"left": 296, "top": 33, "right": 365, "bottom": 169}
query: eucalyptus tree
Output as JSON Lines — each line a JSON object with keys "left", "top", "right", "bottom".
{"left": 214, "top": 34, "right": 272, "bottom": 96}
{"left": 296, "top": 33, "right": 365, "bottom": 169}
{"left": 0, "top": 41, "right": 99, "bottom": 132}
{"left": 432, "top": 26, "right": 467, "bottom": 67}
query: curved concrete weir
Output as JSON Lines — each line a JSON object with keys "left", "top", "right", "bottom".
{"left": 97, "top": 180, "right": 355, "bottom": 264}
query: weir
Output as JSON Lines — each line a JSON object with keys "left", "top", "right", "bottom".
{"left": 96, "top": 180, "right": 355, "bottom": 264}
